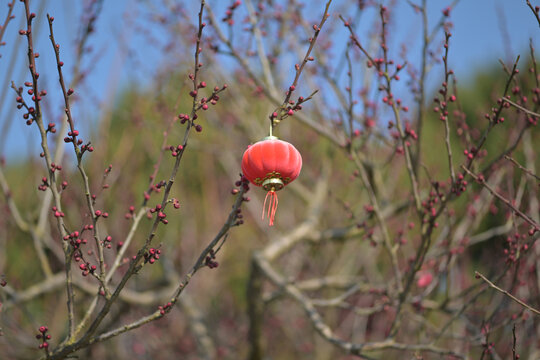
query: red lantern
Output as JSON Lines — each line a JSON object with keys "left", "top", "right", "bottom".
{"left": 242, "top": 136, "right": 302, "bottom": 226}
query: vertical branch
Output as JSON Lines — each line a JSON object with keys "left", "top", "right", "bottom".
{"left": 49, "top": 2, "right": 226, "bottom": 356}
{"left": 270, "top": 0, "right": 332, "bottom": 130}
{"left": 341, "top": 11, "right": 422, "bottom": 213}
{"left": 17, "top": 0, "right": 75, "bottom": 337}
{"left": 345, "top": 44, "right": 354, "bottom": 140}
{"left": 512, "top": 324, "right": 518, "bottom": 360}
{"left": 462, "top": 166, "right": 540, "bottom": 230}
{"left": 475, "top": 271, "right": 540, "bottom": 316}
{"left": 526, "top": 0, "right": 540, "bottom": 27}
{"left": 205, "top": 4, "right": 340, "bottom": 144}
{"left": 247, "top": 254, "right": 265, "bottom": 360}
{"left": 47, "top": 15, "right": 108, "bottom": 291}
{"left": 281, "top": 0, "right": 331, "bottom": 105}
{"left": 37, "top": 0, "right": 104, "bottom": 235}
{"left": 0, "top": 0, "right": 16, "bottom": 50}
{"left": 439, "top": 32, "right": 456, "bottom": 184}
{"left": 461, "top": 57, "right": 520, "bottom": 173}
{"left": 412, "top": 0, "right": 428, "bottom": 174}
{"left": 350, "top": 152, "right": 403, "bottom": 292}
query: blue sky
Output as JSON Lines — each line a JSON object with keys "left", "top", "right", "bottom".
{"left": 0, "top": 0, "right": 538, "bottom": 163}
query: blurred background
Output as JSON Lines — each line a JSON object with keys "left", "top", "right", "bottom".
{"left": 1, "top": 0, "right": 539, "bottom": 359}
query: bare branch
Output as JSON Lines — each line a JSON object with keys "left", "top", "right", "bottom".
{"left": 475, "top": 271, "right": 540, "bottom": 316}
{"left": 526, "top": 0, "right": 540, "bottom": 27}
{"left": 462, "top": 165, "right": 540, "bottom": 230}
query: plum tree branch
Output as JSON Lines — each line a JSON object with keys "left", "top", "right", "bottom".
{"left": 475, "top": 271, "right": 540, "bottom": 316}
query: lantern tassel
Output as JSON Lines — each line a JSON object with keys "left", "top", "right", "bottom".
{"left": 262, "top": 189, "right": 279, "bottom": 226}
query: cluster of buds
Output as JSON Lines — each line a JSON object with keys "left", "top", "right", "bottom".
{"left": 149, "top": 180, "right": 167, "bottom": 196}
{"left": 168, "top": 144, "right": 184, "bottom": 157}
{"left": 463, "top": 146, "right": 487, "bottom": 161}
{"left": 50, "top": 163, "right": 62, "bottom": 173}
{"left": 404, "top": 121, "right": 417, "bottom": 140}
{"left": 125, "top": 205, "right": 136, "bottom": 219}
{"left": 63, "top": 129, "right": 79, "bottom": 143}
{"left": 209, "top": 85, "right": 226, "bottom": 105}
{"left": 36, "top": 326, "right": 51, "bottom": 350}
{"left": 46, "top": 122, "right": 56, "bottom": 133}
{"left": 484, "top": 95, "right": 512, "bottom": 124}
{"left": 390, "top": 63, "right": 405, "bottom": 82}
{"left": 366, "top": 57, "right": 385, "bottom": 71}
{"left": 504, "top": 233, "right": 529, "bottom": 264}
{"left": 205, "top": 249, "right": 219, "bottom": 269}
{"left": 231, "top": 174, "right": 251, "bottom": 225}
{"left": 178, "top": 113, "right": 190, "bottom": 125}
{"left": 102, "top": 235, "right": 112, "bottom": 249}
{"left": 78, "top": 261, "right": 96, "bottom": 277}
{"left": 180, "top": 82, "right": 227, "bottom": 133}
{"left": 64, "top": 231, "right": 87, "bottom": 251}
{"left": 222, "top": 0, "right": 241, "bottom": 25}
{"left": 14, "top": 86, "right": 47, "bottom": 125}
{"left": 433, "top": 83, "right": 456, "bottom": 122}
{"left": 452, "top": 173, "right": 468, "bottom": 196}
{"left": 364, "top": 204, "right": 374, "bottom": 215}
{"left": 94, "top": 209, "right": 109, "bottom": 219}
{"left": 496, "top": 95, "right": 512, "bottom": 111}
{"left": 144, "top": 248, "right": 161, "bottom": 264}
{"left": 232, "top": 174, "right": 250, "bottom": 194}
{"left": 442, "top": 6, "right": 451, "bottom": 17}
{"left": 51, "top": 206, "right": 65, "bottom": 218}
{"left": 150, "top": 203, "right": 168, "bottom": 224}
{"left": 421, "top": 185, "right": 443, "bottom": 225}
{"left": 80, "top": 142, "right": 94, "bottom": 154}
{"left": 194, "top": 84, "right": 227, "bottom": 131}
{"left": 158, "top": 301, "right": 173, "bottom": 316}
{"left": 38, "top": 177, "right": 49, "bottom": 191}
{"left": 481, "top": 340, "right": 495, "bottom": 356}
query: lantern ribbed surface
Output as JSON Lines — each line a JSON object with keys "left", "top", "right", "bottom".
{"left": 241, "top": 136, "right": 302, "bottom": 226}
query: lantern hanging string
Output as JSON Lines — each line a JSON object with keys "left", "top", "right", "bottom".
{"left": 262, "top": 189, "right": 278, "bottom": 226}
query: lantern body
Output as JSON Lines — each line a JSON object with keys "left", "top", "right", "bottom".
{"left": 241, "top": 136, "right": 302, "bottom": 226}
{"left": 241, "top": 137, "right": 302, "bottom": 191}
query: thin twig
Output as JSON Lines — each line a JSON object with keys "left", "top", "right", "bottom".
{"left": 45, "top": 2, "right": 236, "bottom": 357}
{"left": 52, "top": 188, "right": 246, "bottom": 354}
{"left": 255, "top": 253, "right": 464, "bottom": 358}
{"left": 462, "top": 166, "right": 539, "bottom": 230}
{"left": 502, "top": 97, "right": 540, "bottom": 117}
{"left": 18, "top": 0, "right": 75, "bottom": 337}
{"left": 505, "top": 155, "right": 540, "bottom": 181}
{"left": 48, "top": 14, "right": 108, "bottom": 292}
{"left": 0, "top": 0, "right": 16, "bottom": 52}
{"left": 475, "top": 271, "right": 540, "bottom": 316}
{"left": 526, "top": 0, "right": 540, "bottom": 27}
{"left": 341, "top": 11, "right": 422, "bottom": 213}
{"left": 512, "top": 323, "right": 518, "bottom": 360}
{"left": 441, "top": 32, "right": 456, "bottom": 184}
{"left": 205, "top": 4, "right": 340, "bottom": 145}
{"left": 274, "top": 0, "right": 332, "bottom": 122}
